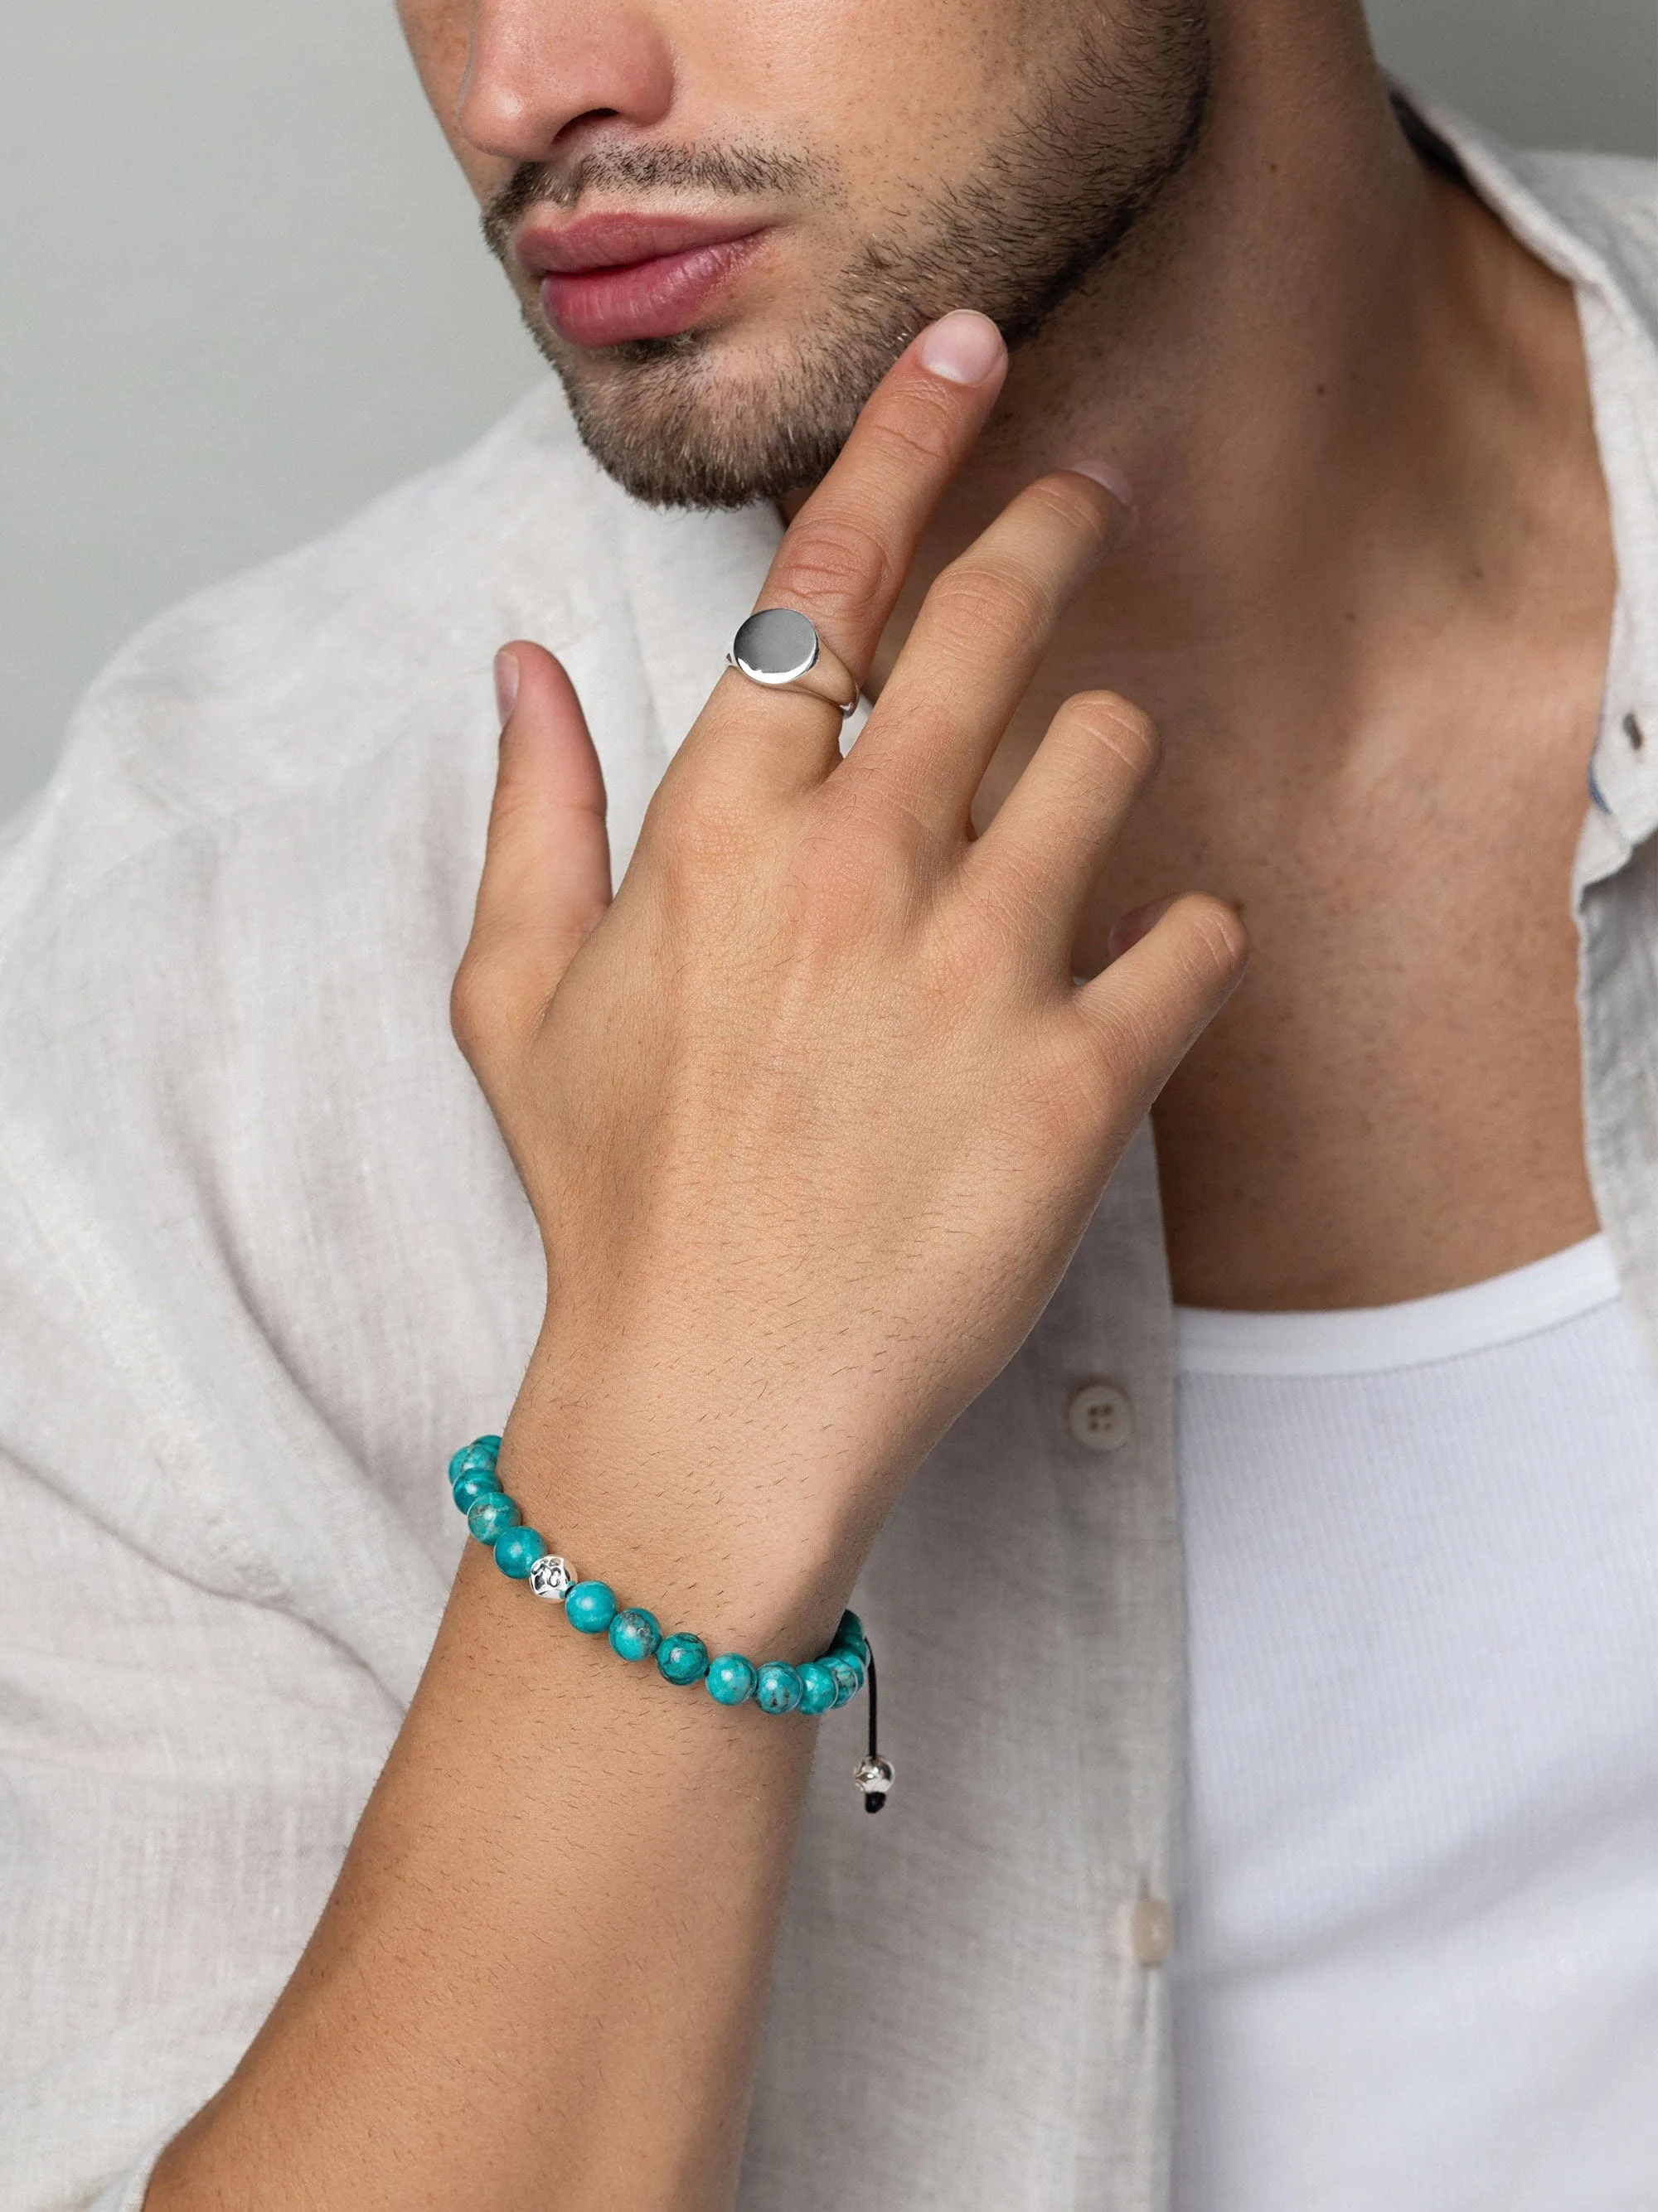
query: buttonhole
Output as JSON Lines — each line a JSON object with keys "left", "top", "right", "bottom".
{"left": 1625, "top": 712, "right": 1646, "bottom": 755}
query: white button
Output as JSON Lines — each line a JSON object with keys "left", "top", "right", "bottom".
{"left": 1129, "top": 1896, "right": 1173, "bottom": 1967}
{"left": 1067, "top": 1382, "right": 1133, "bottom": 1451}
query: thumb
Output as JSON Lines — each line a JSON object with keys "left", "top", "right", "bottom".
{"left": 453, "top": 643, "right": 612, "bottom": 1065}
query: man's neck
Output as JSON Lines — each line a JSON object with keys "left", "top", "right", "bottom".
{"left": 831, "top": 14, "right": 1617, "bottom": 1310}
{"left": 855, "top": 22, "right": 1601, "bottom": 806}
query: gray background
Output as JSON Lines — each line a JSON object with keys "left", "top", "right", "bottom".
{"left": 2, "top": 0, "right": 1655, "bottom": 820}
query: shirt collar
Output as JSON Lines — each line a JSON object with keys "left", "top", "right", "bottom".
{"left": 1401, "top": 88, "right": 1658, "bottom": 863}
{"left": 618, "top": 492, "right": 783, "bottom": 777}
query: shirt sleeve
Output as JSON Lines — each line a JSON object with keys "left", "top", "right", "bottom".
{"left": 85, "top": 2137, "right": 175, "bottom": 2212}
{"left": 0, "top": 1433, "right": 398, "bottom": 2210}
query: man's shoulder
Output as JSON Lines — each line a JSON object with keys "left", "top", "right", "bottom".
{"left": 1, "top": 383, "right": 634, "bottom": 942}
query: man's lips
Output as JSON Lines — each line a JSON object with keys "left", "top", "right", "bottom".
{"left": 516, "top": 212, "right": 768, "bottom": 348}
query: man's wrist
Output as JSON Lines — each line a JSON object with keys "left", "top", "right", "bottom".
{"left": 485, "top": 1376, "right": 871, "bottom": 1662}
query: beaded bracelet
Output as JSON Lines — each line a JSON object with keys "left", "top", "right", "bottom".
{"left": 449, "top": 1435, "right": 893, "bottom": 1811}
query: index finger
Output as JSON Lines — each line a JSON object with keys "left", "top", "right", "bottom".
{"left": 709, "top": 310, "right": 1007, "bottom": 755}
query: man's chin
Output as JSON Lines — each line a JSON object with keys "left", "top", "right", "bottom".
{"left": 520, "top": 298, "right": 904, "bottom": 511}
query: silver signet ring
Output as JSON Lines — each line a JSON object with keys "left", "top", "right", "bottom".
{"left": 728, "top": 607, "right": 859, "bottom": 717}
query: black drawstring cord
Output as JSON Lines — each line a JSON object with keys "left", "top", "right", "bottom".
{"left": 863, "top": 1644, "right": 887, "bottom": 1813}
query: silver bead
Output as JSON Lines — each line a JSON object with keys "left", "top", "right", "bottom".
{"left": 854, "top": 1755, "right": 894, "bottom": 1798}
{"left": 528, "top": 1554, "right": 574, "bottom": 1601}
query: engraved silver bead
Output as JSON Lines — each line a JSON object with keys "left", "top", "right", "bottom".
{"left": 854, "top": 1755, "right": 894, "bottom": 1798}
{"left": 528, "top": 1554, "right": 575, "bottom": 1601}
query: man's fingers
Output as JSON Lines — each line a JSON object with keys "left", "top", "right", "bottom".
{"left": 452, "top": 644, "right": 612, "bottom": 1071}
{"left": 848, "top": 472, "right": 1133, "bottom": 830}
{"left": 694, "top": 311, "right": 1007, "bottom": 779}
{"left": 1070, "top": 893, "right": 1248, "bottom": 1125}
{"left": 766, "top": 311, "right": 1007, "bottom": 675}
{"left": 967, "top": 692, "right": 1160, "bottom": 961}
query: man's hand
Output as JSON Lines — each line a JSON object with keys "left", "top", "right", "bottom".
{"left": 453, "top": 308, "right": 1247, "bottom": 1645}
{"left": 148, "top": 311, "right": 1244, "bottom": 2212}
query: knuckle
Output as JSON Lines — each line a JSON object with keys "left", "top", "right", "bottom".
{"left": 665, "top": 759, "right": 752, "bottom": 864}
{"left": 860, "top": 388, "right": 959, "bottom": 474}
{"left": 650, "top": 771, "right": 774, "bottom": 913}
{"left": 770, "top": 512, "right": 894, "bottom": 624}
{"left": 816, "top": 774, "right": 931, "bottom": 879}
{"left": 452, "top": 936, "right": 551, "bottom": 1074}
{"left": 448, "top": 954, "right": 497, "bottom": 1066}
{"left": 1174, "top": 892, "right": 1250, "bottom": 981}
{"left": 966, "top": 844, "right": 1063, "bottom": 948}
{"left": 1078, "top": 989, "right": 1161, "bottom": 1082}
{"left": 929, "top": 557, "right": 1053, "bottom": 651}
{"left": 1065, "top": 691, "right": 1161, "bottom": 777}
{"left": 656, "top": 815, "right": 741, "bottom": 904}
{"left": 1022, "top": 471, "right": 1115, "bottom": 540}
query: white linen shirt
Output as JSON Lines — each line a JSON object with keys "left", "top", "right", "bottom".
{"left": 2, "top": 99, "right": 1656, "bottom": 2212}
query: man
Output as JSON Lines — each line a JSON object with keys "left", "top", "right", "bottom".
{"left": 2, "top": 0, "right": 1654, "bottom": 2204}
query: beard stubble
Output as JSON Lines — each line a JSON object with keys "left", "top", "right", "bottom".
{"left": 482, "top": 3, "right": 1211, "bottom": 509}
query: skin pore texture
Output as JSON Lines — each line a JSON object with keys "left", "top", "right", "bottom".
{"left": 146, "top": 5, "right": 1612, "bottom": 2210}
{"left": 407, "top": 0, "right": 1613, "bottom": 1309}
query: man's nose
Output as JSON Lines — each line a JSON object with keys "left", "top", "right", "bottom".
{"left": 457, "top": 0, "right": 676, "bottom": 164}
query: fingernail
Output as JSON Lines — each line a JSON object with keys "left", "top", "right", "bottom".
{"left": 919, "top": 310, "right": 1005, "bottom": 385}
{"left": 1068, "top": 459, "right": 1137, "bottom": 516}
{"left": 1108, "top": 894, "right": 1176, "bottom": 961}
{"left": 493, "top": 647, "right": 520, "bottom": 730}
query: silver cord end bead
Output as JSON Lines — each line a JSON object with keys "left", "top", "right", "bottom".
{"left": 855, "top": 1754, "right": 894, "bottom": 1812}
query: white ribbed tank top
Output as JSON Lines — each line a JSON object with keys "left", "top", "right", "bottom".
{"left": 1171, "top": 1237, "right": 1658, "bottom": 2209}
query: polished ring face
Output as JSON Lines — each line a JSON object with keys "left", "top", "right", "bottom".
{"left": 730, "top": 607, "right": 822, "bottom": 686}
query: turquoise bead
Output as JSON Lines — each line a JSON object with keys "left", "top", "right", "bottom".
{"left": 609, "top": 1607, "right": 662, "bottom": 1662}
{"left": 827, "top": 1658, "right": 860, "bottom": 1706}
{"left": 467, "top": 1492, "right": 520, "bottom": 1545}
{"left": 451, "top": 1468, "right": 502, "bottom": 1514}
{"left": 754, "top": 1662, "right": 803, "bottom": 1715}
{"left": 836, "top": 1609, "right": 869, "bottom": 1663}
{"left": 657, "top": 1633, "right": 710, "bottom": 1686}
{"left": 828, "top": 1648, "right": 865, "bottom": 1694}
{"left": 705, "top": 1653, "right": 758, "bottom": 1706}
{"left": 795, "top": 1661, "right": 838, "bottom": 1716}
{"left": 565, "top": 1580, "right": 618, "bottom": 1635}
{"left": 492, "top": 1525, "right": 545, "bottom": 1578}
{"left": 448, "top": 1436, "right": 500, "bottom": 1484}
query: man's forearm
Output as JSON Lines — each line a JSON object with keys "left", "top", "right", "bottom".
{"left": 149, "top": 1490, "right": 832, "bottom": 2211}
